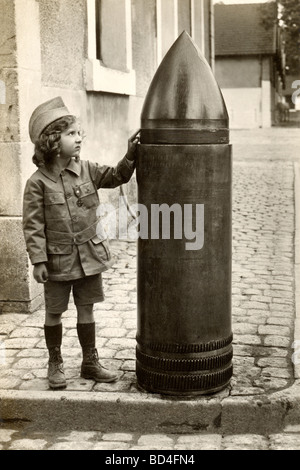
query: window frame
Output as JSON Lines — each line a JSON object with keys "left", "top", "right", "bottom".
{"left": 85, "top": 0, "right": 136, "bottom": 95}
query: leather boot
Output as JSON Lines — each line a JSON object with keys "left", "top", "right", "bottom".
{"left": 77, "top": 322, "right": 118, "bottom": 383}
{"left": 44, "top": 324, "right": 67, "bottom": 390}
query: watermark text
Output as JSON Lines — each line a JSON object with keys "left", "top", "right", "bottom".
{"left": 292, "top": 80, "right": 300, "bottom": 105}
{"left": 96, "top": 198, "right": 205, "bottom": 251}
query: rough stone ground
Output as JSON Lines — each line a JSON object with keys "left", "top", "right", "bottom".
{"left": 0, "top": 426, "right": 300, "bottom": 450}
{"left": 0, "top": 127, "right": 300, "bottom": 450}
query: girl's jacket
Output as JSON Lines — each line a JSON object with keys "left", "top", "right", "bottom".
{"left": 22, "top": 156, "right": 135, "bottom": 281}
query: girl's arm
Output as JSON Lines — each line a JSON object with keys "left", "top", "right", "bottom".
{"left": 22, "top": 179, "right": 48, "bottom": 266}
{"left": 89, "top": 139, "right": 138, "bottom": 189}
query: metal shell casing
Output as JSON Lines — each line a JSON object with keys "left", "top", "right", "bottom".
{"left": 136, "top": 32, "right": 232, "bottom": 395}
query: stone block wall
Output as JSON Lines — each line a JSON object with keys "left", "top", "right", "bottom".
{"left": 0, "top": 0, "right": 43, "bottom": 313}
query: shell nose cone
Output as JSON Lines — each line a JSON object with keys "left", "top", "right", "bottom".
{"left": 141, "top": 31, "right": 228, "bottom": 123}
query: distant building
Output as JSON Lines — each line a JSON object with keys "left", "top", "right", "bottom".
{"left": 214, "top": 2, "right": 285, "bottom": 128}
{"left": 0, "top": 0, "right": 213, "bottom": 312}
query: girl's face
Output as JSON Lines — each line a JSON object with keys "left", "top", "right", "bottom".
{"left": 60, "top": 121, "right": 82, "bottom": 159}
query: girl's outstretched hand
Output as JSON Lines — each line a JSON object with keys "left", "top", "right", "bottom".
{"left": 127, "top": 132, "right": 140, "bottom": 161}
{"left": 33, "top": 263, "right": 49, "bottom": 283}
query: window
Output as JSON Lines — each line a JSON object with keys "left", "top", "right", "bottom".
{"left": 85, "top": 0, "right": 136, "bottom": 95}
{"left": 156, "top": 0, "right": 207, "bottom": 63}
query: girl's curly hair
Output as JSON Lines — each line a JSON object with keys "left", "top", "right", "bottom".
{"left": 32, "top": 115, "right": 77, "bottom": 167}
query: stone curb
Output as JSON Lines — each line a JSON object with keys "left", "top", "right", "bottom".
{"left": 1, "top": 380, "right": 300, "bottom": 435}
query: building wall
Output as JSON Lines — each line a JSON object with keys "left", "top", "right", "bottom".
{"left": 0, "top": 0, "right": 44, "bottom": 313}
{"left": 39, "top": 0, "right": 86, "bottom": 89}
{"left": 215, "top": 56, "right": 261, "bottom": 88}
{"left": 0, "top": 0, "right": 214, "bottom": 313}
{"left": 215, "top": 55, "right": 275, "bottom": 128}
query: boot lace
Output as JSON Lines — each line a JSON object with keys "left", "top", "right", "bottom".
{"left": 49, "top": 347, "right": 64, "bottom": 372}
{"left": 86, "top": 348, "right": 106, "bottom": 368}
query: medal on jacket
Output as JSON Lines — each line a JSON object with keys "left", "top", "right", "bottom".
{"left": 74, "top": 186, "right": 83, "bottom": 207}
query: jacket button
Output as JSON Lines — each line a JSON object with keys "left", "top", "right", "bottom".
{"left": 72, "top": 216, "right": 78, "bottom": 222}
{"left": 61, "top": 170, "right": 65, "bottom": 176}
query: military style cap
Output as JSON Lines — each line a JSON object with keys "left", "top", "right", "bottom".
{"left": 29, "top": 96, "right": 72, "bottom": 143}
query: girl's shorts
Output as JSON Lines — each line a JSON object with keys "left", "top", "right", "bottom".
{"left": 44, "top": 274, "right": 104, "bottom": 314}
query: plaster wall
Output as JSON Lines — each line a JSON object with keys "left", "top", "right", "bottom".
{"left": 215, "top": 56, "right": 274, "bottom": 128}
{"left": 215, "top": 56, "right": 261, "bottom": 89}
{"left": 38, "top": 0, "right": 86, "bottom": 90}
{"left": 221, "top": 88, "right": 261, "bottom": 129}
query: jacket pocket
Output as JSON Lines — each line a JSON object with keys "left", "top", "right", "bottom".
{"left": 91, "top": 235, "right": 111, "bottom": 263}
{"left": 46, "top": 243, "right": 73, "bottom": 273}
{"left": 44, "top": 192, "right": 68, "bottom": 219}
{"left": 77, "top": 181, "right": 98, "bottom": 209}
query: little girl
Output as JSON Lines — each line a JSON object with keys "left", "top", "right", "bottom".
{"left": 23, "top": 96, "right": 137, "bottom": 390}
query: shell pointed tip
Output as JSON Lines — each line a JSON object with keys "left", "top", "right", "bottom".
{"left": 178, "top": 30, "right": 192, "bottom": 41}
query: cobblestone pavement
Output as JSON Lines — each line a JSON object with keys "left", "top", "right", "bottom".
{"left": 0, "top": 227, "right": 296, "bottom": 393}
{"left": 1, "top": 426, "right": 300, "bottom": 450}
{"left": 1, "top": 127, "right": 300, "bottom": 450}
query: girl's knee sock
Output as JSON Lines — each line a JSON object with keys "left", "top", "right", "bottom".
{"left": 44, "top": 323, "right": 63, "bottom": 349}
{"left": 76, "top": 322, "right": 96, "bottom": 351}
